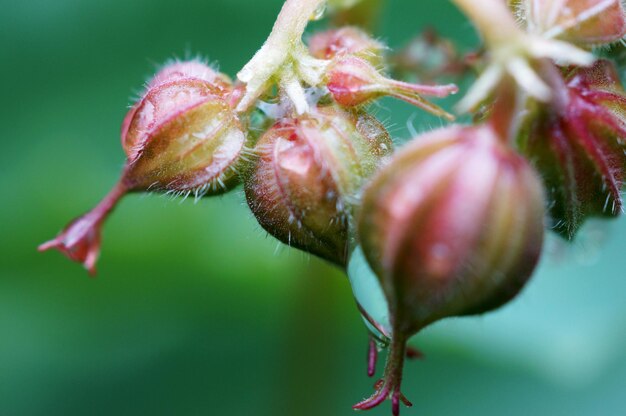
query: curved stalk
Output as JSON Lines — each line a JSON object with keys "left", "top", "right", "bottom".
{"left": 236, "top": 0, "right": 329, "bottom": 113}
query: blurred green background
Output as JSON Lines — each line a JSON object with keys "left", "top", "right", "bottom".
{"left": 1, "top": 0, "right": 625, "bottom": 415}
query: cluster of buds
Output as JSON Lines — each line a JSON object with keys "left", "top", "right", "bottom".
{"left": 40, "top": 0, "right": 626, "bottom": 414}
{"left": 450, "top": 0, "right": 626, "bottom": 236}
{"left": 346, "top": 0, "right": 626, "bottom": 414}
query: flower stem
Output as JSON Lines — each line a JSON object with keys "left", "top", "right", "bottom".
{"left": 236, "top": 0, "right": 327, "bottom": 112}
{"left": 86, "top": 180, "right": 129, "bottom": 225}
{"left": 488, "top": 79, "right": 520, "bottom": 142}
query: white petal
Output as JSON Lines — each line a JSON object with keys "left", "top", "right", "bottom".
{"left": 529, "top": 38, "right": 595, "bottom": 66}
{"left": 507, "top": 57, "right": 552, "bottom": 101}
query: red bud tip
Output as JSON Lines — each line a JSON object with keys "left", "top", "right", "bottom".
{"left": 39, "top": 218, "right": 101, "bottom": 276}
{"left": 38, "top": 181, "right": 127, "bottom": 276}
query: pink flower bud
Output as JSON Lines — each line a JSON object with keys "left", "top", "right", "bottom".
{"left": 120, "top": 61, "right": 244, "bottom": 192}
{"left": 519, "top": 59, "right": 626, "bottom": 238}
{"left": 308, "top": 26, "right": 385, "bottom": 65}
{"left": 40, "top": 61, "right": 247, "bottom": 275}
{"left": 325, "top": 55, "right": 458, "bottom": 120}
{"left": 521, "top": 0, "right": 626, "bottom": 46}
{"left": 121, "top": 78, "right": 245, "bottom": 193}
{"left": 244, "top": 106, "right": 392, "bottom": 266}
{"left": 354, "top": 124, "right": 545, "bottom": 414}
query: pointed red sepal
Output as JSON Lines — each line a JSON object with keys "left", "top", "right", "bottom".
{"left": 39, "top": 181, "right": 128, "bottom": 276}
{"left": 39, "top": 215, "right": 102, "bottom": 276}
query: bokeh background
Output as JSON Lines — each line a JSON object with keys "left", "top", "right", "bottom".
{"left": 2, "top": 0, "right": 625, "bottom": 415}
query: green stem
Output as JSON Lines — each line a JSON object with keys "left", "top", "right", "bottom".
{"left": 236, "top": 0, "right": 327, "bottom": 112}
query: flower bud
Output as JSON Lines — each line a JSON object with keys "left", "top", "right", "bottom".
{"left": 325, "top": 55, "right": 458, "bottom": 120}
{"left": 518, "top": 59, "right": 626, "bottom": 238}
{"left": 353, "top": 124, "right": 545, "bottom": 415}
{"left": 120, "top": 61, "right": 245, "bottom": 193}
{"left": 121, "top": 77, "right": 245, "bottom": 194}
{"left": 308, "top": 26, "right": 385, "bottom": 65}
{"left": 244, "top": 105, "right": 392, "bottom": 266}
{"left": 517, "top": 0, "right": 626, "bottom": 46}
{"left": 40, "top": 60, "right": 247, "bottom": 275}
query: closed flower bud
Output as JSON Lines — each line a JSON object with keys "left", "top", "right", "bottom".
{"left": 121, "top": 74, "right": 245, "bottom": 194}
{"left": 40, "top": 60, "right": 247, "bottom": 275}
{"left": 353, "top": 124, "right": 545, "bottom": 415}
{"left": 325, "top": 55, "right": 458, "bottom": 120}
{"left": 516, "top": 0, "right": 626, "bottom": 46}
{"left": 308, "top": 26, "right": 385, "bottom": 65}
{"left": 518, "top": 59, "right": 626, "bottom": 238}
{"left": 244, "top": 105, "right": 392, "bottom": 266}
